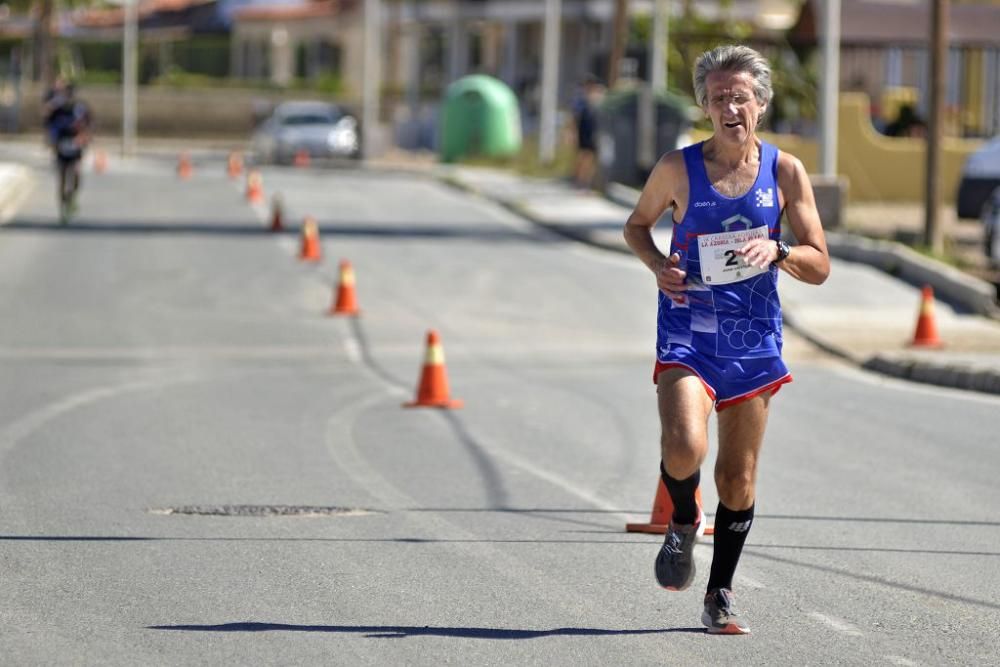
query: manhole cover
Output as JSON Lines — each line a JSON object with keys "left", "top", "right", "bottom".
{"left": 149, "top": 505, "right": 378, "bottom": 517}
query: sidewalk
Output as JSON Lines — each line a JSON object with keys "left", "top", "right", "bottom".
{"left": 438, "top": 165, "right": 1000, "bottom": 396}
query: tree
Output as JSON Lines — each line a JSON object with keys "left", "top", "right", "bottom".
{"left": 9, "top": 0, "right": 93, "bottom": 86}
{"left": 607, "top": 0, "right": 628, "bottom": 88}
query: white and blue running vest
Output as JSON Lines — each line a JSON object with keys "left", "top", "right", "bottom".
{"left": 657, "top": 141, "right": 784, "bottom": 360}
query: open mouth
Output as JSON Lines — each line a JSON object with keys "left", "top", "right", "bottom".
{"left": 724, "top": 121, "right": 741, "bottom": 129}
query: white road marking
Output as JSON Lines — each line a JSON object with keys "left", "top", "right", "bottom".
{"left": 343, "top": 337, "right": 362, "bottom": 364}
{"left": 884, "top": 655, "right": 918, "bottom": 666}
{"left": 807, "top": 611, "right": 864, "bottom": 637}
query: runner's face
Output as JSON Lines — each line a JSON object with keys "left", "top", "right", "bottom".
{"left": 703, "top": 70, "right": 765, "bottom": 144}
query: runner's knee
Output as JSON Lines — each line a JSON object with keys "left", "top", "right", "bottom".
{"left": 714, "top": 465, "right": 755, "bottom": 509}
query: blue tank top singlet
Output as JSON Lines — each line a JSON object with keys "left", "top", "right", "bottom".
{"left": 657, "top": 140, "right": 784, "bottom": 360}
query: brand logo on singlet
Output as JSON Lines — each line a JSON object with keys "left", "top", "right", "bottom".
{"left": 755, "top": 187, "right": 775, "bottom": 208}
{"left": 693, "top": 201, "right": 716, "bottom": 208}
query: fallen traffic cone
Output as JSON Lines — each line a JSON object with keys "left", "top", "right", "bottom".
{"left": 245, "top": 169, "right": 264, "bottom": 204}
{"left": 227, "top": 151, "right": 244, "bottom": 179}
{"left": 626, "top": 477, "right": 714, "bottom": 536}
{"left": 329, "top": 260, "right": 360, "bottom": 316}
{"left": 92, "top": 149, "right": 107, "bottom": 174}
{"left": 299, "top": 215, "right": 322, "bottom": 262}
{"left": 910, "top": 284, "right": 944, "bottom": 347}
{"left": 177, "top": 152, "right": 193, "bottom": 179}
{"left": 293, "top": 149, "right": 310, "bottom": 168}
{"left": 403, "top": 330, "right": 463, "bottom": 409}
{"left": 270, "top": 194, "right": 284, "bottom": 232}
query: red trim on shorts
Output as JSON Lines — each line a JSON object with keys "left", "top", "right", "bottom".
{"left": 653, "top": 361, "right": 717, "bottom": 401}
{"left": 715, "top": 373, "right": 793, "bottom": 412}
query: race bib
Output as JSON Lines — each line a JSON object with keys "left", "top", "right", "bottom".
{"left": 697, "top": 226, "right": 770, "bottom": 285}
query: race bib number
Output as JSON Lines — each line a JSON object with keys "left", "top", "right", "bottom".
{"left": 697, "top": 226, "right": 770, "bottom": 285}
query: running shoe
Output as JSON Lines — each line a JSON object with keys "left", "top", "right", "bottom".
{"left": 654, "top": 521, "right": 699, "bottom": 591}
{"left": 702, "top": 587, "right": 750, "bottom": 635}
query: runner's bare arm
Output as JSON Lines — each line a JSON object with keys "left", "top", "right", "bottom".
{"left": 739, "top": 153, "right": 830, "bottom": 284}
{"left": 776, "top": 154, "right": 830, "bottom": 284}
{"left": 624, "top": 152, "right": 689, "bottom": 298}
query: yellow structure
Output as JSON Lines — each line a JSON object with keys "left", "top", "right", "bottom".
{"left": 694, "top": 93, "right": 984, "bottom": 203}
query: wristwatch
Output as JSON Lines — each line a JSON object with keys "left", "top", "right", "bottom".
{"left": 774, "top": 239, "right": 791, "bottom": 263}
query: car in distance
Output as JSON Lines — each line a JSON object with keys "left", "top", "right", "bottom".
{"left": 251, "top": 100, "right": 360, "bottom": 164}
{"left": 956, "top": 135, "right": 1000, "bottom": 219}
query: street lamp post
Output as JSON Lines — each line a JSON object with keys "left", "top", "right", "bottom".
{"left": 122, "top": 0, "right": 138, "bottom": 157}
{"left": 363, "top": 0, "right": 381, "bottom": 161}
{"left": 539, "top": 0, "right": 561, "bottom": 164}
{"left": 818, "top": 0, "right": 840, "bottom": 178}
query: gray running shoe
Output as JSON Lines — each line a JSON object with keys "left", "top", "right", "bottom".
{"left": 654, "top": 521, "right": 699, "bottom": 590}
{"left": 702, "top": 588, "right": 751, "bottom": 635}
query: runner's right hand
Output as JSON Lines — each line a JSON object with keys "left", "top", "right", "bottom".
{"left": 656, "top": 253, "right": 687, "bottom": 304}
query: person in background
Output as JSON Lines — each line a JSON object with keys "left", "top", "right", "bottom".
{"left": 43, "top": 81, "right": 92, "bottom": 222}
{"left": 571, "top": 74, "right": 604, "bottom": 189}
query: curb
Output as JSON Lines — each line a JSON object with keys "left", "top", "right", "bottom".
{"left": 438, "top": 169, "right": 1000, "bottom": 398}
{"left": 824, "top": 232, "right": 1000, "bottom": 320}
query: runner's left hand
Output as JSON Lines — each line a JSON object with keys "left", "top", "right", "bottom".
{"left": 737, "top": 239, "right": 778, "bottom": 269}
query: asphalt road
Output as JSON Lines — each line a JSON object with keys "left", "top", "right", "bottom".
{"left": 1, "top": 149, "right": 998, "bottom": 665}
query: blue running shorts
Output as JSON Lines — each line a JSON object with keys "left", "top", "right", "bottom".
{"left": 653, "top": 346, "right": 792, "bottom": 411}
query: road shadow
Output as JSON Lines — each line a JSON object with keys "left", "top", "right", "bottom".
{"left": 1, "top": 218, "right": 551, "bottom": 243}
{"left": 146, "top": 621, "right": 705, "bottom": 638}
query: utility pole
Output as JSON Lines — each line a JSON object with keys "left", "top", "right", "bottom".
{"left": 650, "top": 0, "right": 668, "bottom": 91}
{"left": 122, "top": 0, "right": 138, "bottom": 157}
{"left": 639, "top": 0, "right": 668, "bottom": 172}
{"left": 818, "top": 0, "right": 840, "bottom": 178}
{"left": 608, "top": 0, "right": 629, "bottom": 89}
{"left": 924, "top": 0, "right": 948, "bottom": 254}
{"left": 539, "top": 0, "right": 561, "bottom": 164}
{"left": 363, "top": 0, "right": 382, "bottom": 161}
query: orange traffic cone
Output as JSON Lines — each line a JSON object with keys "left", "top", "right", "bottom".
{"left": 329, "top": 260, "right": 360, "bottom": 316}
{"left": 293, "top": 149, "right": 311, "bottom": 168}
{"left": 626, "top": 478, "right": 714, "bottom": 536}
{"left": 270, "top": 194, "right": 284, "bottom": 232}
{"left": 245, "top": 169, "right": 264, "bottom": 204}
{"left": 299, "top": 216, "right": 322, "bottom": 262}
{"left": 177, "top": 152, "right": 193, "bottom": 179}
{"left": 227, "top": 151, "right": 244, "bottom": 179}
{"left": 404, "top": 330, "right": 463, "bottom": 409}
{"left": 911, "top": 284, "right": 943, "bottom": 348}
{"left": 92, "top": 149, "right": 107, "bottom": 174}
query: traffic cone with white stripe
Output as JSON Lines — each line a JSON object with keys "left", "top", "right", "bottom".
{"left": 92, "top": 149, "right": 107, "bottom": 174}
{"left": 177, "top": 152, "right": 193, "bottom": 179}
{"left": 910, "top": 284, "right": 943, "bottom": 348}
{"left": 227, "top": 151, "right": 244, "bottom": 179}
{"left": 626, "top": 478, "right": 714, "bottom": 536}
{"left": 270, "top": 194, "right": 284, "bottom": 232}
{"left": 299, "top": 216, "right": 321, "bottom": 262}
{"left": 246, "top": 169, "right": 264, "bottom": 204}
{"left": 329, "top": 260, "right": 360, "bottom": 316}
{"left": 404, "top": 330, "right": 463, "bottom": 409}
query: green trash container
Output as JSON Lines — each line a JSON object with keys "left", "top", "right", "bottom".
{"left": 439, "top": 75, "right": 522, "bottom": 163}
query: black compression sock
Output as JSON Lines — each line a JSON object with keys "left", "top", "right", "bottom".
{"left": 706, "top": 502, "right": 755, "bottom": 592}
{"left": 660, "top": 462, "right": 700, "bottom": 525}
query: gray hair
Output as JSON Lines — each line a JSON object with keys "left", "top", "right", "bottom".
{"left": 692, "top": 45, "right": 773, "bottom": 108}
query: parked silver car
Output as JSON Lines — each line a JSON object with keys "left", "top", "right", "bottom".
{"left": 251, "top": 101, "right": 360, "bottom": 164}
{"left": 956, "top": 135, "right": 1000, "bottom": 219}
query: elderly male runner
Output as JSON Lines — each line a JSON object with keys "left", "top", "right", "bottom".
{"left": 623, "top": 45, "right": 829, "bottom": 634}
